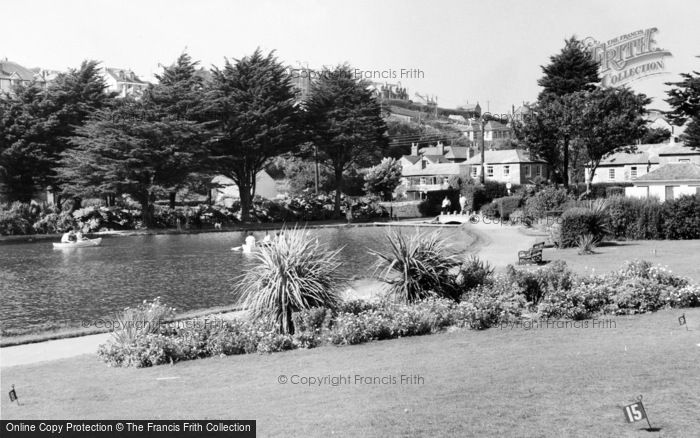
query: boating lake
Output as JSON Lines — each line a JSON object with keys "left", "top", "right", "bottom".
{"left": 0, "top": 225, "right": 473, "bottom": 336}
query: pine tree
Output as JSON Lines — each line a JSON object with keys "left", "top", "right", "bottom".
{"left": 207, "top": 49, "right": 303, "bottom": 221}
{"left": 538, "top": 37, "right": 600, "bottom": 101}
{"left": 59, "top": 100, "right": 205, "bottom": 226}
{"left": 143, "top": 53, "right": 211, "bottom": 208}
{"left": 305, "top": 64, "right": 389, "bottom": 215}
{"left": 665, "top": 70, "right": 700, "bottom": 149}
{"left": 518, "top": 37, "right": 601, "bottom": 187}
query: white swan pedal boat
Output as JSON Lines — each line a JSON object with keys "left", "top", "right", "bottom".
{"left": 53, "top": 238, "right": 103, "bottom": 249}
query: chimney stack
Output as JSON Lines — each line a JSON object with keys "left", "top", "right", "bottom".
{"left": 437, "top": 141, "right": 444, "bottom": 156}
{"left": 411, "top": 142, "right": 418, "bottom": 156}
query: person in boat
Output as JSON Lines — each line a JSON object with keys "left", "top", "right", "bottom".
{"left": 244, "top": 232, "right": 256, "bottom": 250}
{"left": 75, "top": 230, "right": 88, "bottom": 241}
{"left": 61, "top": 230, "right": 76, "bottom": 243}
{"left": 262, "top": 231, "right": 272, "bottom": 245}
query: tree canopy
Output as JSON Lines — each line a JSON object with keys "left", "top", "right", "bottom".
{"left": 305, "top": 64, "right": 389, "bottom": 215}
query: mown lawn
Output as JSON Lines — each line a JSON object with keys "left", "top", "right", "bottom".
{"left": 1, "top": 308, "right": 699, "bottom": 437}
{"left": 541, "top": 240, "right": 700, "bottom": 283}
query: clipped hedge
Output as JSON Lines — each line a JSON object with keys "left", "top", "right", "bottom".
{"left": 661, "top": 195, "right": 700, "bottom": 239}
{"left": 560, "top": 208, "right": 607, "bottom": 248}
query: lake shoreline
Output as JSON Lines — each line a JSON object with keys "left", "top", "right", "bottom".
{"left": 0, "top": 217, "right": 446, "bottom": 245}
{"left": 1, "top": 222, "right": 471, "bottom": 347}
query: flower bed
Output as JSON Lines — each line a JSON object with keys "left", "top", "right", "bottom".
{"left": 97, "top": 259, "right": 700, "bottom": 368}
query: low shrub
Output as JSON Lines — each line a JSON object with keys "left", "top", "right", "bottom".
{"left": 505, "top": 260, "right": 577, "bottom": 305}
{"left": 661, "top": 195, "right": 700, "bottom": 239}
{"left": 480, "top": 202, "right": 498, "bottom": 218}
{"left": 523, "top": 187, "right": 571, "bottom": 220}
{"left": 606, "top": 197, "right": 663, "bottom": 240}
{"left": 492, "top": 196, "right": 523, "bottom": 220}
{"left": 455, "top": 277, "right": 526, "bottom": 329}
{"left": 663, "top": 284, "right": 700, "bottom": 308}
{"left": 537, "top": 280, "right": 612, "bottom": 320}
{"left": 560, "top": 207, "right": 608, "bottom": 248}
{"left": 455, "top": 256, "right": 494, "bottom": 292}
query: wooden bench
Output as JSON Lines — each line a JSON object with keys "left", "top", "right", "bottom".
{"left": 518, "top": 243, "right": 545, "bottom": 265}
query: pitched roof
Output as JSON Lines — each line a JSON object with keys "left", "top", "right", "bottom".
{"left": 658, "top": 144, "right": 700, "bottom": 155}
{"left": 633, "top": 163, "right": 700, "bottom": 182}
{"left": 401, "top": 155, "right": 421, "bottom": 164}
{"left": 598, "top": 143, "right": 699, "bottom": 166}
{"left": 423, "top": 155, "right": 449, "bottom": 164}
{"left": 402, "top": 162, "right": 469, "bottom": 177}
{"left": 466, "top": 149, "right": 545, "bottom": 164}
{"left": 598, "top": 149, "right": 660, "bottom": 166}
{"left": 0, "top": 60, "right": 35, "bottom": 81}
{"left": 104, "top": 68, "right": 147, "bottom": 84}
{"left": 444, "top": 146, "right": 470, "bottom": 160}
{"left": 484, "top": 120, "right": 509, "bottom": 131}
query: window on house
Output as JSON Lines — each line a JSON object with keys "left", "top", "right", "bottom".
{"left": 419, "top": 177, "right": 426, "bottom": 185}
{"left": 503, "top": 165, "right": 510, "bottom": 176}
{"left": 630, "top": 167, "right": 637, "bottom": 179}
{"left": 609, "top": 169, "right": 616, "bottom": 180}
{"left": 471, "top": 167, "right": 478, "bottom": 178}
{"left": 525, "top": 165, "right": 531, "bottom": 177}
{"left": 486, "top": 166, "right": 494, "bottom": 178}
{"left": 443, "top": 177, "right": 449, "bottom": 185}
{"left": 536, "top": 165, "right": 542, "bottom": 177}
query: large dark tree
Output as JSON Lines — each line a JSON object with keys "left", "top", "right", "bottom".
{"left": 516, "top": 37, "right": 601, "bottom": 187}
{"left": 144, "top": 53, "right": 211, "bottom": 208}
{"left": 207, "top": 49, "right": 303, "bottom": 221}
{"left": 0, "top": 83, "right": 51, "bottom": 202}
{"left": 58, "top": 100, "right": 204, "bottom": 226}
{"left": 538, "top": 37, "right": 600, "bottom": 101}
{"left": 572, "top": 87, "right": 650, "bottom": 190}
{"left": 0, "top": 61, "right": 112, "bottom": 202}
{"left": 306, "top": 64, "right": 389, "bottom": 215}
{"left": 665, "top": 70, "right": 700, "bottom": 149}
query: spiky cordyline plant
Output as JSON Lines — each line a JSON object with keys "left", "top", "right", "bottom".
{"left": 371, "top": 229, "right": 462, "bottom": 303}
{"left": 236, "top": 227, "right": 345, "bottom": 334}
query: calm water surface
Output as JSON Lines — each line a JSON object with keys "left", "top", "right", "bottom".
{"left": 0, "top": 226, "right": 473, "bottom": 335}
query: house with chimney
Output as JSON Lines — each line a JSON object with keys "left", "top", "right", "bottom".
{"left": 398, "top": 141, "right": 545, "bottom": 199}
{"left": 0, "top": 59, "right": 37, "bottom": 93}
{"left": 585, "top": 141, "right": 700, "bottom": 184}
{"left": 620, "top": 142, "right": 700, "bottom": 201}
{"left": 466, "top": 149, "right": 548, "bottom": 184}
{"left": 102, "top": 67, "right": 148, "bottom": 98}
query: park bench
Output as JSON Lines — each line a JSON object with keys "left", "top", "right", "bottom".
{"left": 518, "top": 242, "right": 545, "bottom": 265}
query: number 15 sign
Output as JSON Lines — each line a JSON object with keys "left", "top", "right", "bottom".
{"left": 623, "top": 401, "right": 646, "bottom": 423}
{"left": 622, "top": 396, "right": 653, "bottom": 430}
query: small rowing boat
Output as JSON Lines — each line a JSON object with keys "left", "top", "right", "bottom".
{"left": 52, "top": 238, "right": 103, "bottom": 249}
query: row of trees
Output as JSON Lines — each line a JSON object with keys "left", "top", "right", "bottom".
{"left": 515, "top": 37, "right": 699, "bottom": 190}
{"left": 0, "top": 50, "right": 390, "bottom": 223}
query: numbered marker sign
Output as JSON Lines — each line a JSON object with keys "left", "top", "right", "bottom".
{"left": 623, "top": 402, "right": 647, "bottom": 423}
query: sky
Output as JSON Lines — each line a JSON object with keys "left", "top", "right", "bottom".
{"left": 4, "top": 0, "right": 700, "bottom": 114}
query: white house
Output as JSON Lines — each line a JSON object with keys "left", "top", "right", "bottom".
{"left": 102, "top": 67, "right": 149, "bottom": 98}
{"left": 586, "top": 142, "right": 700, "bottom": 184}
{"left": 625, "top": 162, "right": 700, "bottom": 201}
{"left": 211, "top": 171, "right": 285, "bottom": 207}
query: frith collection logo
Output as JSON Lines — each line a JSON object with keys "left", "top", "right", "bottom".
{"left": 583, "top": 28, "right": 672, "bottom": 87}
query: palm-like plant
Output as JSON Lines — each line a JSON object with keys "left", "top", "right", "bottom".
{"left": 236, "top": 227, "right": 345, "bottom": 334}
{"left": 371, "top": 229, "right": 462, "bottom": 303}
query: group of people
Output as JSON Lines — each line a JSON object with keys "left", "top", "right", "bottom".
{"left": 60, "top": 229, "right": 88, "bottom": 243}
{"left": 242, "top": 230, "right": 282, "bottom": 249}
{"left": 441, "top": 195, "right": 469, "bottom": 215}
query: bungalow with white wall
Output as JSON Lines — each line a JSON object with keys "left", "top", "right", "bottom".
{"left": 586, "top": 142, "right": 700, "bottom": 184}
{"left": 625, "top": 162, "right": 700, "bottom": 201}
{"left": 211, "top": 171, "right": 285, "bottom": 208}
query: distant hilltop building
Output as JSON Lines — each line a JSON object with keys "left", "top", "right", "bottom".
{"left": 102, "top": 67, "right": 149, "bottom": 98}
